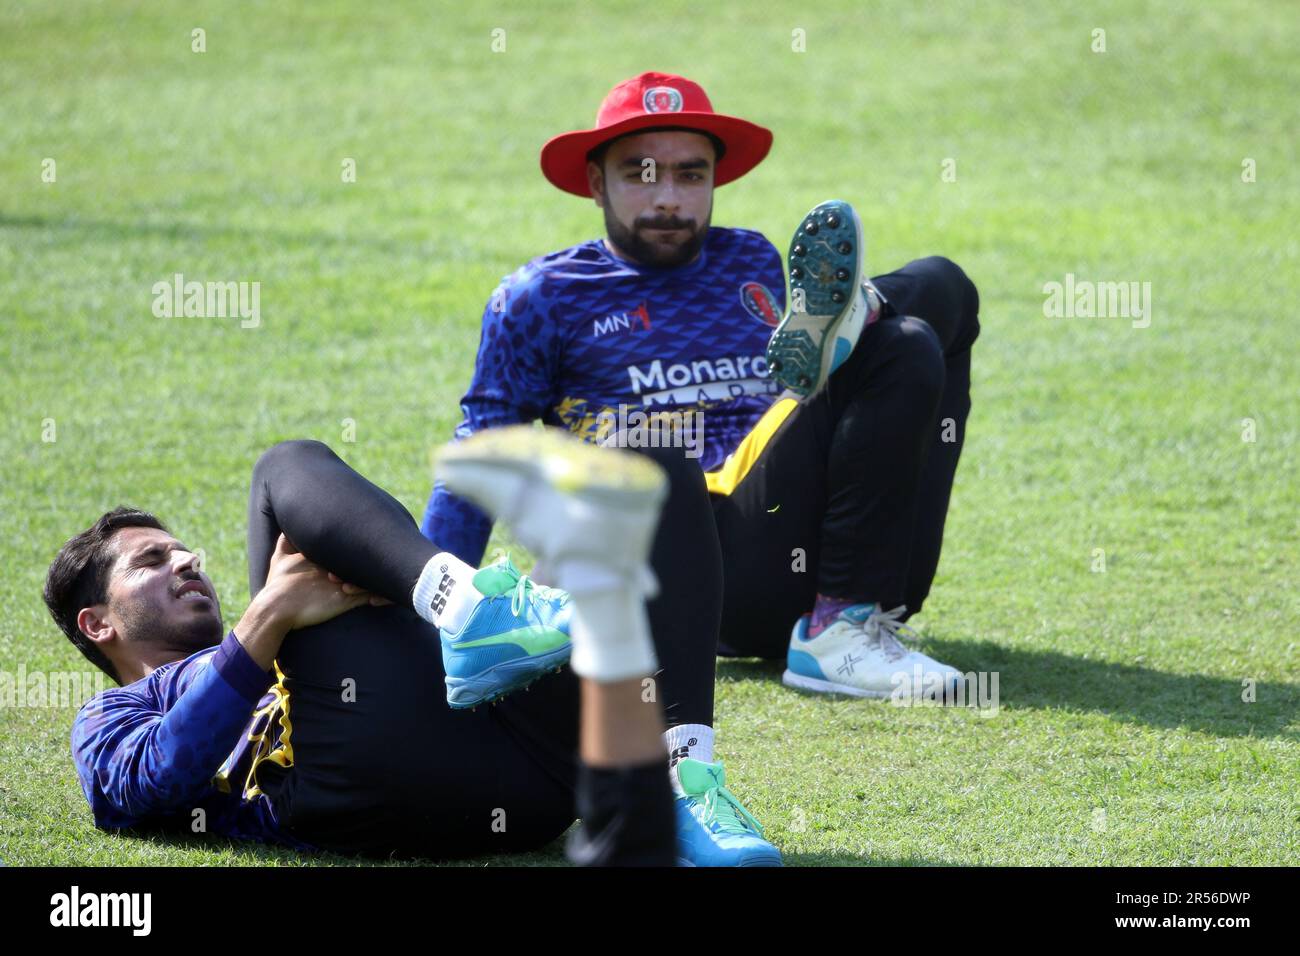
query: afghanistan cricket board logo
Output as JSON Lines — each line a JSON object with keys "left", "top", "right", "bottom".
{"left": 740, "top": 281, "right": 781, "bottom": 327}
{"left": 643, "top": 86, "right": 684, "bottom": 113}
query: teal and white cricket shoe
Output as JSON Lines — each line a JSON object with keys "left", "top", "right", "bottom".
{"left": 673, "top": 758, "right": 782, "bottom": 867}
{"left": 765, "top": 199, "right": 885, "bottom": 399}
{"left": 439, "top": 555, "right": 573, "bottom": 709}
{"left": 783, "top": 604, "right": 961, "bottom": 700}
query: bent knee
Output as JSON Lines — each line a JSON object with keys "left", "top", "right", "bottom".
{"left": 920, "top": 255, "right": 977, "bottom": 304}
{"left": 253, "top": 439, "right": 335, "bottom": 479}
{"left": 256, "top": 438, "right": 333, "bottom": 465}
{"left": 887, "top": 316, "right": 947, "bottom": 396}
{"left": 921, "top": 255, "right": 981, "bottom": 340}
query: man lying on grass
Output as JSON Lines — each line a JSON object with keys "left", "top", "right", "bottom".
{"left": 41, "top": 429, "right": 770, "bottom": 865}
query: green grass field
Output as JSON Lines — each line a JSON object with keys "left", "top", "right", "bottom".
{"left": 2, "top": 0, "right": 1296, "bottom": 866}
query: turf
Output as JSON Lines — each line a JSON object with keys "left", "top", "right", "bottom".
{"left": 1, "top": 0, "right": 1296, "bottom": 866}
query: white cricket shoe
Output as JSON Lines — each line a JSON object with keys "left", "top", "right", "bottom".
{"left": 435, "top": 425, "right": 666, "bottom": 594}
{"left": 435, "top": 425, "right": 668, "bottom": 680}
{"left": 782, "top": 603, "right": 961, "bottom": 700}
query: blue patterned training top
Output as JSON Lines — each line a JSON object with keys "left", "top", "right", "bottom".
{"left": 421, "top": 225, "right": 787, "bottom": 564}
{"left": 71, "top": 631, "right": 306, "bottom": 847}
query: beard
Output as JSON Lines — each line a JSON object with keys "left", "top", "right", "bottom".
{"left": 115, "top": 593, "right": 224, "bottom": 657}
{"left": 603, "top": 200, "right": 712, "bottom": 269}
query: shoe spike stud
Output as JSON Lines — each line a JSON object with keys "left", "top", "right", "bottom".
{"left": 826, "top": 213, "right": 841, "bottom": 228}
{"left": 804, "top": 220, "right": 819, "bottom": 236}
{"left": 798, "top": 375, "right": 812, "bottom": 388}
{"left": 832, "top": 291, "right": 846, "bottom": 304}
{"left": 791, "top": 266, "right": 804, "bottom": 279}
{"left": 835, "top": 267, "right": 849, "bottom": 280}
{"left": 793, "top": 243, "right": 807, "bottom": 257}
{"left": 837, "top": 241, "right": 852, "bottom": 255}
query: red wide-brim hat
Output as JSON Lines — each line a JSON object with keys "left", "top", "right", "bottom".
{"left": 540, "top": 71, "right": 773, "bottom": 198}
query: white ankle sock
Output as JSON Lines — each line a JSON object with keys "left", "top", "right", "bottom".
{"left": 665, "top": 724, "right": 714, "bottom": 794}
{"left": 553, "top": 558, "right": 658, "bottom": 682}
{"left": 412, "top": 552, "right": 482, "bottom": 632}
{"left": 566, "top": 588, "right": 658, "bottom": 682}
{"left": 665, "top": 724, "right": 714, "bottom": 766}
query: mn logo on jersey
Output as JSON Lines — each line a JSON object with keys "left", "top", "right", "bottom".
{"left": 593, "top": 302, "right": 652, "bottom": 336}
{"left": 643, "top": 86, "right": 683, "bottom": 113}
{"left": 740, "top": 281, "right": 781, "bottom": 328}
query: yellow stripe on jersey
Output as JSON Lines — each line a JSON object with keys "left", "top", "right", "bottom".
{"left": 239, "top": 660, "right": 295, "bottom": 801}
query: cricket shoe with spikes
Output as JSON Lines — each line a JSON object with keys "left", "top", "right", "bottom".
{"left": 436, "top": 425, "right": 668, "bottom": 679}
{"left": 783, "top": 603, "right": 962, "bottom": 700}
{"left": 765, "top": 199, "right": 885, "bottom": 399}
{"left": 436, "top": 554, "right": 573, "bottom": 709}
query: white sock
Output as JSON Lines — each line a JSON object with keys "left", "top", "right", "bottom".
{"left": 553, "top": 558, "right": 658, "bottom": 682}
{"left": 566, "top": 589, "right": 658, "bottom": 682}
{"left": 665, "top": 724, "right": 715, "bottom": 794}
{"left": 412, "top": 552, "right": 482, "bottom": 632}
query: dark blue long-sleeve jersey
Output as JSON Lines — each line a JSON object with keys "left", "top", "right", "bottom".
{"left": 71, "top": 631, "right": 306, "bottom": 847}
{"left": 421, "top": 226, "right": 787, "bottom": 564}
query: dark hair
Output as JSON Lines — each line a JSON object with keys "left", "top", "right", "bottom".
{"left": 587, "top": 126, "right": 727, "bottom": 174}
{"left": 44, "top": 507, "right": 168, "bottom": 685}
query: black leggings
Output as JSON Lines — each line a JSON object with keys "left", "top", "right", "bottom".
{"left": 635, "top": 256, "right": 981, "bottom": 659}
{"left": 245, "top": 439, "right": 677, "bottom": 862}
